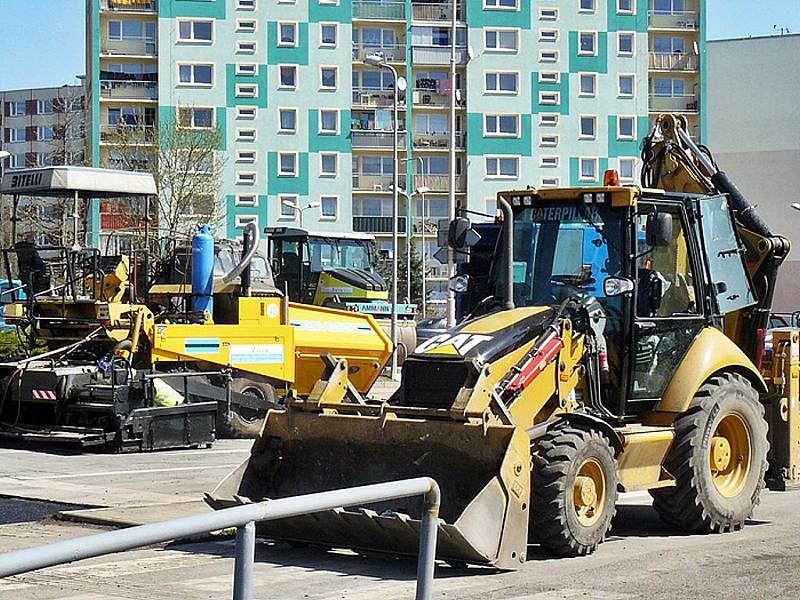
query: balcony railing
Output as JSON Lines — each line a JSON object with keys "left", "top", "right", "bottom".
{"left": 353, "top": 216, "right": 407, "bottom": 234}
{"left": 649, "top": 52, "right": 699, "bottom": 71}
{"left": 352, "top": 44, "right": 406, "bottom": 63}
{"left": 351, "top": 130, "right": 407, "bottom": 148}
{"left": 100, "top": 124, "right": 156, "bottom": 144}
{"left": 101, "top": 38, "right": 157, "bottom": 56}
{"left": 414, "top": 174, "right": 465, "bottom": 192}
{"left": 352, "top": 87, "right": 397, "bottom": 108}
{"left": 413, "top": 131, "right": 464, "bottom": 149}
{"left": 411, "top": 87, "right": 466, "bottom": 108}
{"left": 352, "top": 173, "right": 406, "bottom": 191}
{"left": 100, "top": 80, "right": 158, "bottom": 101}
{"left": 353, "top": 1, "right": 405, "bottom": 20}
{"left": 412, "top": 45, "right": 468, "bottom": 65}
{"left": 648, "top": 10, "right": 699, "bottom": 30}
{"left": 649, "top": 93, "right": 699, "bottom": 113}
{"left": 411, "top": 2, "right": 464, "bottom": 22}
{"left": 101, "top": 0, "right": 157, "bottom": 11}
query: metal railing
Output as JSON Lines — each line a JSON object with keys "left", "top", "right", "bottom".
{"left": 353, "top": 0, "right": 405, "bottom": 20}
{"left": 352, "top": 172, "right": 406, "bottom": 191}
{"left": 648, "top": 52, "right": 699, "bottom": 71}
{"left": 100, "top": 80, "right": 158, "bottom": 100}
{"left": 412, "top": 87, "right": 466, "bottom": 108}
{"left": 413, "top": 131, "right": 464, "bottom": 149}
{"left": 411, "top": 2, "right": 464, "bottom": 22}
{"left": 100, "top": 124, "right": 156, "bottom": 144}
{"left": 352, "top": 43, "right": 406, "bottom": 63}
{"left": 101, "top": 0, "right": 157, "bottom": 11}
{"left": 352, "top": 87, "right": 397, "bottom": 107}
{"left": 353, "top": 215, "right": 408, "bottom": 234}
{"left": 101, "top": 38, "right": 157, "bottom": 56}
{"left": 351, "top": 130, "right": 408, "bottom": 148}
{"left": 414, "top": 174, "right": 466, "bottom": 192}
{"left": 648, "top": 9, "right": 699, "bottom": 30}
{"left": 0, "top": 478, "right": 441, "bottom": 600}
{"left": 412, "top": 45, "right": 468, "bottom": 65}
{"left": 648, "top": 93, "right": 699, "bottom": 112}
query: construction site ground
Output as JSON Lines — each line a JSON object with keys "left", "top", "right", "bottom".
{"left": 0, "top": 439, "right": 798, "bottom": 600}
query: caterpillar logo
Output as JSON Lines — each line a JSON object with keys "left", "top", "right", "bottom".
{"left": 415, "top": 333, "right": 493, "bottom": 356}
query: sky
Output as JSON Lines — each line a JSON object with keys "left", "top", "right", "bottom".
{"left": 0, "top": 0, "right": 799, "bottom": 90}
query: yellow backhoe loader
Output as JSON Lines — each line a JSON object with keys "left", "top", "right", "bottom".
{"left": 208, "top": 115, "right": 799, "bottom": 568}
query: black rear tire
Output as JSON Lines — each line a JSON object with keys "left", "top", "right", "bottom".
{"left": 651, "top": 373, "right": 768, "bottom": 533}
{"left": 219, "top": 378, "right": 277, "bottom": 438}
{"left": 531, "top": 425, "right": 618, "bottom": 556}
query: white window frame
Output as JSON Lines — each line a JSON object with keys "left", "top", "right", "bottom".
{"left": 236, "top": 40, "right": 257, "bottom": 54}
{"left": 484, "top": 114, "right": 520, "bottom": 138}
{"left": 320, "top": 152, "right": 339, "bottom": 177}
{"left": 279, "top": 194, "right": 299, "bottom": 220}
{"left": 578, "top": 72, "right": 597, "bottom": 97}
{"left": 278, "top": 151, "right": 299, "bottom": 177}
{"left": 8, "top": 101, "right": 25, "bottom": 116}
{"left": 319, "top": 22, "right": 338, "bottom": 47}
{"left": 483, "top": 0, "right": 519, "bottom": 10}
{"left": 278, "top": 21, "right": 298, "bottom": 47}
{"left": 539, "top": 113, "right": 560, "bottom": 126}
{"left": 539, "top": 29, "right": 559, "bottom": 42}
{"left": 236, "top": 171, "right": 257, "bottom": 185}
{"left": 539, "top": 7, "right": 559, "bottom": 20}
{"left": 539, "top": 49, "right": 559, "bottom": 63}
{"left": 319, "top": 109, "right": 340, "bottom": 134}
{"left": 617, "top": 31, "right": 635, "bottom": 57}
{"left": 578, "top": 0, "right": 595, "bottom": 13}
{"left": 8, "top": 127, "right": 25, "bottom": 143}
{"left": 540, "top": 176, "right": 560, "bottom": 187}
{"left": 617, "top": 0, "right": 635, "bottom": 15}
{"left": 540, "top": 134, "right": 560, "bottom": 147}
{"left": 579, "top": 114, "right": 597, "bottom": 140}
{"left": 236, "top": 149, "right": 258, "bottom": 163}
{"left": 619, "top": 157, "right": 637, "bottom": 181}
{"left": 178, "top": 106, "right": 216, "bottom": 129}
{"left": 278, "top": 107, "right": 298, "bottom": 133}
{"left": 319, "top": 0, "right": 340, "bottom": 5}
{"left": 485, "top": 28, "right": 519, "bottom": 53}
{"left": 235, "top": 194, "right": 258, "bottom": 207}
{"left": 320, "top": 195, "right": 339, "bottom": 220}
{"left": 320, "top": 65, "right": 338, "bottom": 90}
{"left": 279, "top": 64, "right": 298, "bottom": 90}
{"left": 236, "top": 128, "right": 257, "bottom": 142}
{"left": 617, "top": 115, "right": 637, "bottom": 140}
{"left": 539, "top": 91, "right": 560, "bottom": 105}
{"left": 579, "top": 157, "right": 599, "bottom": 181}
{"left": 37, "top": 99, "right": 54, "bottom": 115}
{"left": 236, "top": 83, "right": 259, "bottom": 98}
{"left": 237, "top": 0, "right": 256, "bottom": 10}
{"left": 177, "top": 19, "right": 214, "bottom": 43}
{"left": 539, "top": 71, "right": 560, "bottom": 84}
{"left": 235, "top": 215, "right": 259, "bottom": 229}
{"left": 578, "top": 31, "right": 598, "bottom": 56}
{"left": 177, "top": 62, "right": 214, "bottom": 87}
{"left": 540, "top": 155, "right": 560, "bottom": 168}
{"left": 236, "top": 19, "right": 257, "bottom": 33}
{"left": 236, "top": 63, "right": 258, "bottom": 76}
{"left": 618, "top": 73, "right": 636, "bottom": 98}
{"left": 484, "top": 155, "right": 519, "bottom": 180}
{"left": 236, "top": 106, "right": 257, "bottom": 120}
{"left": 484, "top": 71, "right": 519, "bottom": 95}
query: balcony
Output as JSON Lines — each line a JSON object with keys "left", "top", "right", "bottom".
{"left": 100, "top": 80, "right": 158, "bottom": 101}
{"left": 351, "top": 130, "right": 407, "bottom": 149}
{"left": 352, "top": 87, "right": 398, "bottom": 108}
{"left": 101, "top": 0, "right": 157, "bottom": 11}
{"left": 648, "top": 10, "right": 699, "bottom": 30}
{"left": 352, "top": 43, "right": 406, "bottom": 63}
{"left": 101, "top": 38, "right": 157, "bottom": 56}
{"left": 352, "top": 173, "right": 406, "bottom": 191}
{"left": 411, "top": 2, "right": 464, "bottom": 22}
{"left": 649, "top": 93, "right": 699, "bottom": 113}
{"left": 649, "top": 52, "right": 699, "bottom": 71}
{"left": 414, "top": 174, "right": 466, "bottom": 192}
{"left": 413, "top": 131, "right": 464, "bottom": 150}
{"left": 100, "top": 124, "right": 156, "bottom": 145}
{"left": 412, "top": 87, "right": 466, "bottom": 108}
{"left": 353, "top": 1, "right": 405, "bottom": 20}
{"left": 353, "top": 216, "right": 407, "bottom": 234}
{"left": 412, "top": 45, "right": 468, "bottom": 66}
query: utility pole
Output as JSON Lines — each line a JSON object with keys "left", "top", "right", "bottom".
{"left": 446, "top": 0, "right": 458, "bottom": 327}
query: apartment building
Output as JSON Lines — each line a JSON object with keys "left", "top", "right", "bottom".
{"left": 86, "top": 0, "right": 705, "bottom": 295}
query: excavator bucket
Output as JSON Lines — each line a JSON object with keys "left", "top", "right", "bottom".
{"left": 208, "top": 407, "right": 532, "bottom": 569}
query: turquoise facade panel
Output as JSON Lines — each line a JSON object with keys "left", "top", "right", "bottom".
{"left": 160, "top": 0, "right": 226, "bottom": 19}
{"left": 307, "top": 109, "right": 352, "bottom": 152}
{"left": 267, "top": 152, "right": 310, "bottom": 195}
{"left": 309, "top": 1, "right": 352, "bottom": 23}
{"left": 267, "top": 22, "right": 310, "bottom": 65}
{"left": 466, "top": 3, "right": 532, "bottom": 29}
{"left": 569, "top": 157, "right": 609, "bottom": 186}
{"left": 225, "top": 64, "right": 268, "bottom": 108}
{"left": 606, "top": 0, "right": 649, "bottom": 32}
{"left": 607, "top": 115, "right": 649, "bottom": 157}
{"left": 531, "top": 73, "right": 570, "bottom": 115}
{"left": 569, "top": 31, "right": 609, "bottom": 74}
{"left": 466, "top": 113, "right": 532, "bottom": 156}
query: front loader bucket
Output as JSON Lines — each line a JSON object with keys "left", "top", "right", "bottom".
{"left": 208, "top": 409, "right": 531, "bottom": 569}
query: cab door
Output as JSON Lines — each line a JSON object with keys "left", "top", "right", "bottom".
{"left": 627, "top": 201, "right": 706, "bottom": 412}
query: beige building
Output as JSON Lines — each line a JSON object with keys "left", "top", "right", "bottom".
{"left": 707, "top": 34, "right": 800, "bottom": 312}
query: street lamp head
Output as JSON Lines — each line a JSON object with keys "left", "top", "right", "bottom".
{"left": 793, "top": 203, "right": 800, "bottom": 213}
{"left": 306, "top": 201, "right": 321, "bottom": 209}
{"left": 281, "top": 199, "right": 297, "bottom": 209}
{"left": 364, "top": 54, "right": 386, "bottom": 67}
{"left": 0, "top": 151, "right": 10, "bottom": 160}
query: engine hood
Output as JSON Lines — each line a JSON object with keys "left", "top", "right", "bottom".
{"left": 411, "top": 306, "right": 555, "bottom": 365}
{"left": 323, "top": 268, "right": 387, "bottom": 293}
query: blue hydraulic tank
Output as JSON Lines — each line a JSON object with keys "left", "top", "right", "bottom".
{"left": 191, "top": 225, "right": 215, "bottom": 317}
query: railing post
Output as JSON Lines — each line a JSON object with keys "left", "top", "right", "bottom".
{"left": 233, "top": 521, "right": 256, "bottom": 600}
{"left": 415, "top": 482, "right": 441, "bottom": 600}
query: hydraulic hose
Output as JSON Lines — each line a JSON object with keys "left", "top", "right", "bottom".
{"left": 498, "top": 197, "right": 514, "bottom": 311}
{"left": 214, "top": 221, "right": 260, "bottom": 289}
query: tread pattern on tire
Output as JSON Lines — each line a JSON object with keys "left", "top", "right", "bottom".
{"left": 651, "top": 372, "right": 768, "bottom": 534}
{"left": 532, "top": 425, "right": 619, "bottom": 557}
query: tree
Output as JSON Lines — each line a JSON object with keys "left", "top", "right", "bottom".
{"left": 105, "top": 112, "right": 226, "bottom": 259}
{"left": 376, "top": 241, "right": 424, "bottom": 306}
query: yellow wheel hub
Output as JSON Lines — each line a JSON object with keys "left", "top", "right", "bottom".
{"left": 573, "top": 458, "right": 606, "bottom": 526}
{"left": 709, "top": 413, "right": 752, "bottom": 498}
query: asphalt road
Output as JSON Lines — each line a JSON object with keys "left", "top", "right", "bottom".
{"left": 0, "top": 441, "right": 799, "bottom": 599}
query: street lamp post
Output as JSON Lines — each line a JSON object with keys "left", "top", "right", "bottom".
{"left": 281, "top": 200, "right": 320, "bottom": 229}
{"left": 365, "top": 54, "right": 406, "bottom": 381}
{"left": 389, "top": 182, "right": 431, "bottom": 312}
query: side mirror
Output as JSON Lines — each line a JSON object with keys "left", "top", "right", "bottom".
{"left": 646, "top": 212, "right": 673, "bottom": 247}
{"left": 447, "top": 217, "right": 481, "bottom": 249}
{"left": 603, "top": 276, "right": 634, "bottom": 297}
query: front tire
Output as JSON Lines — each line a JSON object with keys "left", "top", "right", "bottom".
{"left": 219, "top": 378, "right": 277, "bottom": 438}
{"left": 531, "top": 426, "right": 619, "bottom": 556}
{"left": 651, "top": 373, "right": 768, "bottom": 533}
